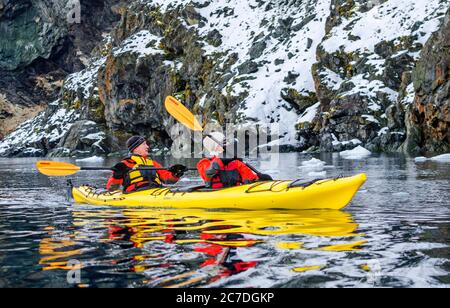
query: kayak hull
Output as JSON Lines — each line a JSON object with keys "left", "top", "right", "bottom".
{"left": 72, "top": 173, "right": 366, "bottom": 210}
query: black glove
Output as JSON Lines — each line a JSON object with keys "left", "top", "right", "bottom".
{"left": 205, "top": 161, "right": 221, "bottom": 178}
{"left": 168, "top": 164, "right": 187, "bottom": 178}
{"left": 258, "top": 173, "right": 273, "bottom": 181}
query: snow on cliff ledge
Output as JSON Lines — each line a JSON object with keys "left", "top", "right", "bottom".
{"left": 146, "top": 0, "right": 448, "bottom": 146}
{"left": 148, "top": 0, "right": 331, "bottom": 145}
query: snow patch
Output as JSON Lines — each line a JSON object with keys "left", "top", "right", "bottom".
{"left": 298, "top": 103, "right": 320, "bottom": 124}
{"left": 378, "top": 127, "right": 389, "bottom": 136}
{"left": 322, "top": 0, "right": 448, "bottom": 54}
{"left": 332, "top": 135, "right": 362, "bottom": 147}
{"left": 362, "top": 114, "right": 380, "bottom": 124}
{"left": 113, "top": 30, "right": 163, "bottom": 58}
{"left": 400, "top": 83, "right": 415, "bottom": 105}
{"left": 64, "top": 58, "right": 106, "bottom": 99}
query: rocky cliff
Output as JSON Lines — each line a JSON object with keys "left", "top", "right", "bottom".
{"left": 0, "top": 0, "right": 448, "bottom": 157}
{"left": 0, "top": 0, "right": 121, "bottom": 140}
{"left": 403, "top": 6, "right": 450, "bottom": 154}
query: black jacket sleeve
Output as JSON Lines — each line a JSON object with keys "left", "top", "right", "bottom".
{"left": 111, "top": 162, "right": 130, "bottom": 179}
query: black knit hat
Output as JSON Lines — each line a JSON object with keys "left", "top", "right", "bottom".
{"left": 126, "top": 136, "right": 146, "bottom": 152}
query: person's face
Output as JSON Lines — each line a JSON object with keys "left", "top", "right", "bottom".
{"left": 133, "top": 141, "right": 149, "bottom": 157}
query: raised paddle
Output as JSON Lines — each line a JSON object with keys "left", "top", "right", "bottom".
{"left": 36, "top": 161, "right": 196, "bottom": 177}
{"left": 164, "top": 96, "right": 264, "bottom": 177}
{"left": 165, "top": 96, "right": 203, "bottom": 131}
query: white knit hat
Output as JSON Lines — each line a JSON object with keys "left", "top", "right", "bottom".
{"left": 203, "top": 131, "right": 226, "bottom": 155}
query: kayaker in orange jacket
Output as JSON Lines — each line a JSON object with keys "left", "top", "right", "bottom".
{"left": 106, "top": 136, "right": 186, "bottom": 192}
{"left": 197, "top": 132, "right": 272, "bottom": 188}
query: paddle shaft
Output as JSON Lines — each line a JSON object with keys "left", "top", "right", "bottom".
{"left": 83, "top": 165, "right": 258, "bottom": 175}
{"left": 79, "top": 166, "right": 197, "bottom": 171}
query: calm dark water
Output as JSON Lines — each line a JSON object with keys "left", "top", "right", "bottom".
{"left": 0, "top": 153, "right": 449, "bottom": 288}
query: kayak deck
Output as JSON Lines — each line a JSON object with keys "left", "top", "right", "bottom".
{"left": 72, "top": 173, "right": 367, "bottom": 210}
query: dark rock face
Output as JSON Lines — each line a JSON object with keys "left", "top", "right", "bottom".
{"left": 403, "top": 8, "right": 450, "bottom": 155}
{"left": 281, "top": 88, "right": 317, "bottom": 113}
{"left": 0, "top": 0, "right": 121, "bottom": 138}
{"left": 97, "top": 52, "right": 175, "bottom": 147}
{"left": 0, "top": 0, "right": 67, "bottom": 71}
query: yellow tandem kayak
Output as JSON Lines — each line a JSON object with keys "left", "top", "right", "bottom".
{"left": 72, "top": 173, "right": 366, "bottom": 210}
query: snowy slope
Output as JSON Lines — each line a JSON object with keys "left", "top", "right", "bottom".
{"left": 319, "top": 0, "right": 448, "bottom": 110}
{"left": 148, "top": 0, "right": 331, "bottom": 145}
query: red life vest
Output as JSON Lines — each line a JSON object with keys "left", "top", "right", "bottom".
{"left": 199, "top": 158, "right": 244, "bottom": 189}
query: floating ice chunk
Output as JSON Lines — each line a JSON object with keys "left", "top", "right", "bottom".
{"left": 414, "top": 156, "right": 427, "bottom": 163}
{"left": 301, "top": 158, "right": 326, "bottom": 168}
{"left": 307, "top": 171, "right": 327, "bottom": 178}
{"left": 414, "top": 154, "right": 450, "bottom": 163}
{"left": 299, "top": 158, "right": 326, "bottom": 172}
{"left": 339, "top": 146, "right": 371, "bottom": 160}
{"left": 76, "top": 156, "right": 104, "bottom": 163}
{"left": 429, "top": 153, "right": 450, "bottom": 163}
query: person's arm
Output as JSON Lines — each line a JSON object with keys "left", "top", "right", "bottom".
{"left": 235, "top": 160, "right": 259, "bottom": 183}
{"left": 205, "top": 157, "right": 223, "bottom": 179}
{"left": 106, "top": 162, "right": 128, "bottom": 190}
{"left": 197, "top": 159, "right": 213, "bottom": 182}
{"left": 154, "top": 161, "right": 180, "bottom": 184}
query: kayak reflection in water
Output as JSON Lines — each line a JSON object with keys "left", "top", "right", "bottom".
{"left": 197, "top": 132, "right": 272, "bottom": 188}
{"left": 106, "top": 136, "right": 187, "bottom": 192}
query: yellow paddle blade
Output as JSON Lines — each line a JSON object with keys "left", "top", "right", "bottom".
{"left": 36, "top": 161, "right": 81, "bottom": 177}
{"left": 164, "top": 96, "right": 203, "bottom": 131}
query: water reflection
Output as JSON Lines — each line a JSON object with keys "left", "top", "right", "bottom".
{"left": 38, "top": 207, "right": 360, "bottom": 287}
{"left": 2, "top": 154, "right": 448, "bottom": 287}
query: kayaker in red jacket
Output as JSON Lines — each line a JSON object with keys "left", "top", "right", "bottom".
{"left": 197, "top": 132, "right": 271, "bottom": 188}
{"left": 106, "top": 136, "right": 186, "bottom": 192}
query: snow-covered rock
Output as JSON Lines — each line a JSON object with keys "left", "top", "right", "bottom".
{"left": 0, "top": 101, "right": 80, "bottom": 157}
{"left": 312, "top": 0, "right": 448, "bottom": 153}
